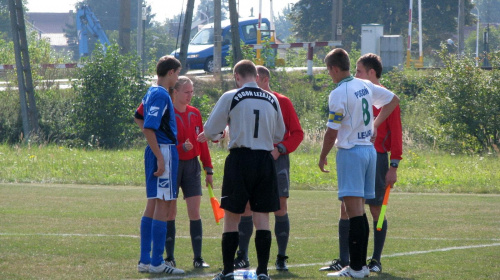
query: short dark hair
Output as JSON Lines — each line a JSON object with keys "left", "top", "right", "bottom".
{"left": 156, "top": 55, "right": 181, "bottom": 77}
{"left": 324, "top": 48, "right": 350, "bottom": 71}
{"left": 256, "top": 65, "right": 270, "bottom": 79}
{"left": 357, "top": 53, "right": 383, "bottom": 79}
{"left": 234, "top": 60, "right": 257, "bottom": 78}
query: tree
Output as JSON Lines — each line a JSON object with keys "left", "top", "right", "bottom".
{"left": 274, "top": 4, "right": 293, "bottom": 42}
{"left": 195, "top": 0, "right": 228, "bottom": 22}
{"left": 72, "top": 44, "right": 146, "bottom": 148}
{"left": 289, "top": 0, "right": 475, "bottom": 52}
{"left": 475, "top": 0, "right": 500, "bottom": 24}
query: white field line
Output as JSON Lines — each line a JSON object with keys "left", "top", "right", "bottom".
{"left": 1, "top": 232, "right": 498, "bottom": 279}
{"left": 129, "top": 243, "right": 500, "bottom": 279}
{"left": 1, "top": 183, "right": 500, "bottom": 197}
{"left": 288, "top": 242, "right": 500, "bottom": 268}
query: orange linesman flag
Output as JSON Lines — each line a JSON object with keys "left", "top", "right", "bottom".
{"left": 207, "top": 182, "right": 224, "bottom": 225}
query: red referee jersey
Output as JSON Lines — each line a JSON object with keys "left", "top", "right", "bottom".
{"left": 273, "top": 91, "right": 304, "bottom": 154}
{"left": 174, "top": 105, "right": 213, "bottom": 169}
{"left": 372, "top": 104, "right": 403, "bottom": 161}
{"left": 135, "top": 103, "right": 213, "bottom": 169}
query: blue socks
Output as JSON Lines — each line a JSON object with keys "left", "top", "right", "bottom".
{"left": 139, "top": 216, "right": 153, "bottom": 264}
{"left": 151, "top": 219, "right": 167, "bottom": 266}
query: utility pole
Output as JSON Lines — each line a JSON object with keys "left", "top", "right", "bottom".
{"left": 228, "top": 0, "right": 242, "bottom": 65}
{"left": 8, "top": 0, "right": 39, "bottom": 140}
{"left": 458, "top": 0, "right": 465, "bottom": 55}
{"left": 332, "top": 0, "right": 342, "bottom": 42}
{"left": 179, "top": 0, "right": 195, "bottom": 75}
{"left": 214, "top": 0, "right": 222, "bottom": 79}
{"left": 119, "top": 0, "right": 131, "bottom": 54}
{"left": 137, "top": 0, "right": 143, "bottom": 60}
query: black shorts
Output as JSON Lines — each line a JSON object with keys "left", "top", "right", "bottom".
{"left": 275, "top": 154, "right": 290, "bottom": 198}
{"left": 220, "top": 148, "right": 280, "bottom": 214}
{"left": 366, "top": 152, "right": 389, "bottom": 206}
{"left": 177, "top": 157, "right": 202, "bottom": 198}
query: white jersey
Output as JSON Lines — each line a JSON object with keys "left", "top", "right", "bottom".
{"left": 204, "top": 81, "right": 285, "bottom": 151}
{"left": 327, "top": 76, "right": 395, "bottom": 149}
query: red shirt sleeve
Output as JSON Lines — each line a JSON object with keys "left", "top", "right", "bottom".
{"left": 275, "top": 92, "right": 304, "bottom": 154}
{"left": 373, "top": 105, "right": 403, "bottom": 161}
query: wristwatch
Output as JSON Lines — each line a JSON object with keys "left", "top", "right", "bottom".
{"left": 277, "top": 145, "right": 285, "bottom": 154}
{"left": 390, "top": 162, "right": 399, "bottom": 168}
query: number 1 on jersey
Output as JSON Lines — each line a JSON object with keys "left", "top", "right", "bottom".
{"left": 253, "top": 109, "right": 260, "bottom": 138}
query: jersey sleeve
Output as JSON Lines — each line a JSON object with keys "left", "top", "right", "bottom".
{"left": 273, "top": 97, "right": 286, "bottom": 144}
{"left": 388, "top": 106, "right": 403, "bottom": 162}
{"left": 370, "top": 83, "right": 395, "bottom": 109}
{"left": 196, "top": 108, "right": 213, "bottom": 169}
{"left": 280, "top": 97, "right": 304, "bottom": 153}
{"left": 143, "top": 92, "right": 167, "bottom": 130}
{"left": 134, "top": 103, "right": 144, "bottom": 119}
{"left": 204, "top": 93, "right": 231, "bottom": 141}
{"left": 326, "top": 90, "right": 345, "bottom": 130}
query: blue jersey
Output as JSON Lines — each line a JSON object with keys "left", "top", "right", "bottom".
{"left": 142, "top": 86, "right": 177, "bottom": 145}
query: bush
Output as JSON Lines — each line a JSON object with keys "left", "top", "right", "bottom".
{"left": 71, "top": 45, "right": 147, "bottom": 149}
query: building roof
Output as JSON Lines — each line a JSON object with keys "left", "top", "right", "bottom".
{"left": 26, "top": 12, "right": 74, "bottom": 34}
{"left": 26, "top": 12, "right": 74, "bottom": 47}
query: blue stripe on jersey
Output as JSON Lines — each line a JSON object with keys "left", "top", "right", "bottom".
{"left": 230, "top": 87, "right": 278, "bottom": 111}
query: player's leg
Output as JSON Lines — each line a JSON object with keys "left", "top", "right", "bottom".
{"left": 138, "top": 198, "right": 156, "bottom": 272}
{"left": 366, "top": 152, "right": 389, "bottom": 272}
{"left": 235, "top": 203, "right": 252, "bottom": 268}
{"left": 253, "top": 212, "right": 272, "bottom": 276}
{"left": 319, "top": 201, "right": 349, "bottom": 272}
{"left": 148, "top": 145, "right": 184, "bottom": 274}
{"left": 327, "top": 146, "right": 371, "bottom": 278}
{"left": 274, "top": 153, "right": 290, "bottom": 271}
{"left": 216, "top": 148, "right": 250, "bottom": 278}
{"left": 249, "top": 150, "right": 279, "bottom": 278}
{"left": 221, "top": 211, "right": 241, "bottom": 276}
{"left": 368, "top": 204, "right": 385, "bottom": 272}
{"left": 164, "top": 200, "right": 177, "bottom": 266}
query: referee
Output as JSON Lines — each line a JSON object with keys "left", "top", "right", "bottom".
{"left": 201, "top": 60, "right": 286, "bottom": 280}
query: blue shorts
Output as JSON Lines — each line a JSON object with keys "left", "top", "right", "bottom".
{"left": 336, "top": 145, "right": 376, "bottom": 200}
{"left": 144, "top": 144, "right": 179, "bottom": 200}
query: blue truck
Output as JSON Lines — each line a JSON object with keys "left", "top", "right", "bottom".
{"left": 171, "top": 17, "right": 271, "bottom": 72}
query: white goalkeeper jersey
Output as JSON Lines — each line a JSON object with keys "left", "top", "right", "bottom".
{"left": 327, "top": 76, "right": 395, "bottom": 149}
{"left": 204, "top": 81, "right": 285, "bottom": 151}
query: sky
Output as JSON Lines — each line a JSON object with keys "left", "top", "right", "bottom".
{"left": 26, "top": 0, "right": 299, "bottom": 22}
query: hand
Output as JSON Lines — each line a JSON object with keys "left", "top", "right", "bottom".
{"left": 184, "top": 138, "right": 193, "bottom": 151}
{"left": 318, "top": 157, "right": 330, "bottom": 173}
{"left": 370, "top": 127, "right": 378, "bottom": 143}
{"left": 154, "top": 157, "right": 165, "bottom": 177}
{"left": 385, "top": 167, "right": 398, "bottom": 187}
{"left": 197, "top": 131, "right": 207, "bottom": 143}
{"left": 205, "top": 174, "right": 213, "bottom": 186}
{"left": 271, "top": 147, "right": 280, "bottom": 160}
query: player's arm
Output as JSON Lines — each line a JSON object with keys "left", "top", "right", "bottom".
{"left": 203, "top": 95, "right": 231, "bottom": 141}
{"left": 279, "top": 98, "right": 304, "bottom": 154}
{"left": 319, "top": 128, "right": 338, "bottom": 173}
{"left": 386, "top": 106, "right": 403, "bottom": 187}
{"left": 197, "top": 110, "right": 214, "bottom": 186}
{"left": 134, "top": 103, "right": 145, "bottom": 132}
{"left": 373, "top": 95, "right": 399, "bottom": 130}
{"left": 143, "top": 128, "right": 165, "bottom": 177}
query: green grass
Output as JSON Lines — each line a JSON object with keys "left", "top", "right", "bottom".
{"left": 0, "top": 144, "right": 498, "bottom": 193}
{"left": 0, "top": 183, "right": 499, "bottom": 279}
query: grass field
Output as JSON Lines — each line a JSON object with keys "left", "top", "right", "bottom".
{"left": 0, "top": 144, "right": 499, "bottom": 193}
{"left": 1, "top": 183, "right": 499, "bottom": 279}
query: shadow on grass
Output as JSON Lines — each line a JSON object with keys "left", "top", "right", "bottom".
{"left": 368, "top": 272, "right": 414, "bottom": 279}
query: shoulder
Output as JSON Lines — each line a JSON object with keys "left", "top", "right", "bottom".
{"left": 187, "top": 105, "right": 201, "bottom": 114}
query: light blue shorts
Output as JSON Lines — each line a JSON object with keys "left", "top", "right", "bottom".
{"left": 145, "top": 144, "right": 179, "bottom": 200}
{"left": 336, "top": 145, "right": 376, "bottom": 200}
